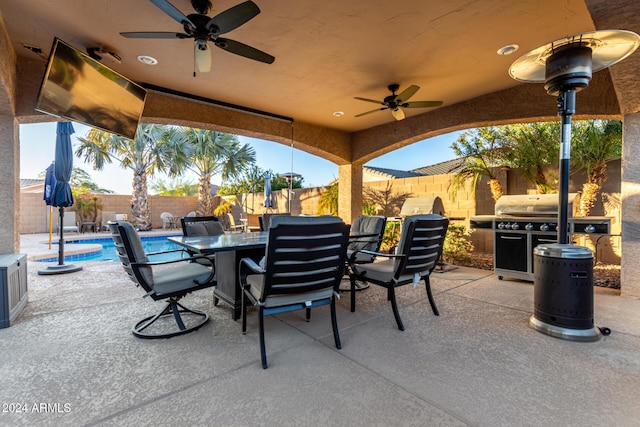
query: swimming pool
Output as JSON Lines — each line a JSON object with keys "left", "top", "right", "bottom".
{"left": 36, "top": 235, "right": 184, "bottom": 263}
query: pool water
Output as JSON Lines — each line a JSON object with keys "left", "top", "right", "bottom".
{"left": 37, "top": 235, "right": 184, "bottom": 263}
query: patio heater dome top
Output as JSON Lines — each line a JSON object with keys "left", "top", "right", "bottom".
{"left": 509, "top": 30, "right": 640, "bottom": 91}
{"left": 278, "top": 172, "right": 301, "bottom": 181}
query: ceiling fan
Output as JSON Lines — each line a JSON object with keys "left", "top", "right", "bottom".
{"left": 354, "top": 84, "right": 443, "bottom": 120}
{"left": 120, "top": 0, "right": 274, "bottom": 73}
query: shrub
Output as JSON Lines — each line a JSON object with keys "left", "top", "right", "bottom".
{"left": 442, "top": 224, "right": 475, "bottom": 263}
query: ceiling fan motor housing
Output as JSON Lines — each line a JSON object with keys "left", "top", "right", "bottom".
{"left": 544, "top": 44, "right": 592, "bottom": 95}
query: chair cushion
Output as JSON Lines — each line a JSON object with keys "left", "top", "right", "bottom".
{"left": 204, "top": 221, "right": 224, "bottom": 235}
{"left": 185, "top": 223, "right": 207, "bottom": 236}
{"left": 153, "top": 263, "right": 214, "bottom": 297}
{"left": 352, "top": 259, "right": 396, "bottom": 284}
{"left": 246, "top": 274, "right": 334, "bottom": 308}
{"left": 185, "top": 221, "right": 224, "bottom": 236}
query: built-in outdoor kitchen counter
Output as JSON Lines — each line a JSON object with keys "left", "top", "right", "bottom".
{"left": 470, "top": 194, "right": 612, "bottom": 281}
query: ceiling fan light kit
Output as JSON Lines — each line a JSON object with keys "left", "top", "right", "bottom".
{"left": 194, "top": 39, "right": 212, "bottom": 72}
{"left": 354, "top": 83, "right": 443, "bottom": 121}
{"left": 121, "top": 0, "right": 274, "bottom": 73}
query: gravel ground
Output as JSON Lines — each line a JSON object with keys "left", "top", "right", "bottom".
{"left": 452, "top": 252, "right": 621, "bottom": 289}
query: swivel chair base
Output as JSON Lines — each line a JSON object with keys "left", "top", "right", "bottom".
{"left": 133, "top": 298, "right": 209, "bottom": 339}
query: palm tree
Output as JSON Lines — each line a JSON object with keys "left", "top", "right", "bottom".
{"left": 501, "top": 122, "right": 560, "bottom": 193}
{"left": 571, "top": 120, "right": 622, "bottom": 216}
{"left": 450, "top": 127, "right": 507, "bottom": 201}
{"left": 317, "top": 181, "right": 339, "bottom": 215}
{"left": 150, "top": 177, "right": 198, "bottom": 196}
{"left": 168, "top": 128, "right": 256, "bottom": 216}
{"left": 75, "top": 124, "right": 180, "bottom": 230}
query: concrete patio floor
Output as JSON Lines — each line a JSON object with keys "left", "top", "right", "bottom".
{"left": 2, "top": 233, "right": 639, "bottom": 426}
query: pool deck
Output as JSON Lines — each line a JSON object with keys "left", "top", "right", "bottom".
{"left": 20, "top": 229, "right": 182, "bottom": 262}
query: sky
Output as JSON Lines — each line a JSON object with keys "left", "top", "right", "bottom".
{"left": 19, "top": 122, "right": 463, "bottom": 194}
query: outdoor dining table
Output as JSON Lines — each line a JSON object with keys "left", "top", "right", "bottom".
{"left": 169, "top": 232, "right": 268, "bottom": 320}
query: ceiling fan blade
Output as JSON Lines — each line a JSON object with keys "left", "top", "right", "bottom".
{"left": 120, "top": 31, "right": 190, "bottom": 39}
{"left": 214, "top": 38, "right": 274, "bottom": 64}
{"left": 396, "top": 85, "right": 420, "bottom": 103}
{"left": 391, "top": 108, "right": 405, "bottom": 120}
{"left": 403, "top": 100, "right": 443, "bottom": 108}
{"left": 354, "top": 97, "right": 384, "bottom": 105}
{"left": 206, "top": 0, "right": 260, "bottom": 35}
{"left": 195, "top": 43, "right": 212, "bottom": 72}
{"left": 355, "top": 108, "right": 387, "bottom": 118}
{"left": 149, "top": 0, "right": 195, "bottom": 27}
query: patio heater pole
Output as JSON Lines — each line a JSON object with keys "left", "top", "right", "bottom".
{"left": 557, "top": 89, "right": 575, "bottom": 244}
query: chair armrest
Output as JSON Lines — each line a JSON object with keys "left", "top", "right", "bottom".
{"left": 238, "top": 257, "right": 264, "bottom": 289}
{"left": 348, "top": 249, "right": 404, "bottom": 265}
{"left": 146, "top": 248, "right": 188, "bottom": 257}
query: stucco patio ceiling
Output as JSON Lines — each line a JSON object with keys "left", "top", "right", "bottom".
{"left": 1, "top": 0, "right": 639, "bottom": 164}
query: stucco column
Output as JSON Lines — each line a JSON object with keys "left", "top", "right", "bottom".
{"left": 0, "top": 114, "right": 19, "bottom": 254}
{"left": 621, "top": 113, "right": 640, "bottom": 298}
{"left": 338, "top": 162, "right": 363, "bottom": 224}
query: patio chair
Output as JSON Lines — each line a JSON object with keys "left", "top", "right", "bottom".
{"left": 160, "top": 212, "right": 175, "bottom": 229}
{"left": 340, "top": 215, "right": 387, "bottom": 292}
{"left": 57, "top": 211, "right": 79, "bottom": 234}
{"left": 180, "top": 215, "right": 224, "bottom": 270}
{"left": 239, "top": 216, "right": 350, "bottom": 368}
{"left": 100, "top": 211, "right": 116, "bottom": 231}
{"left": 108, "top": 221, "right": 216, "bottom": 339}
{"left": 347, "top": 214, "right": 449, "bottom": 331}
{"left": 180, "top": 215, "right": 223, "bottom": 237}
{"left": 226, "top": 213, "right": 245, "bottom": 233}
{"left": 258, "top": 212, "right": 291, "bottom": 231}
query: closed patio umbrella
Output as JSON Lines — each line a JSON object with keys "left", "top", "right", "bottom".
{"left": 38, "top": 122, "right": 82, "bottom": 275}
{"left": 43, "top": 162, "right": 56, "bottom": 249}
{"left": 263, "top": 174, "right": 272, "bottom": 208}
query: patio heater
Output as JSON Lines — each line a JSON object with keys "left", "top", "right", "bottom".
{"left": 278, "top": 172, "right": 301, "bottom": 213}
{"left": 509, "top": 30, "right": 639, "bottom": 341}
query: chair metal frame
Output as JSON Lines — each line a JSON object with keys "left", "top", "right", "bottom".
{"left": 239, "top": 220, "right": 350, "bottom": 368}
{"left": 109, "top": 221, "right": 217, "bottom": 339}
{"left": 341, "top": 215, "right": 387, "bottom": 292}
{"left": 347, "top": 215, "right": 449, "bottom": 331}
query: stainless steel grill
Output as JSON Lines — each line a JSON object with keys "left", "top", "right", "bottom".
{"left": 399, "top": 197, "right": 445, "bottom": 217}
{"left": 471, "top": 194, "right": 611, "bottom": 281}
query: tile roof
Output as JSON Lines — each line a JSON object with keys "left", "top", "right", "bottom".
{"left": 410, "top": 158, "right": 466, "bottom": 176}
{"left": 20, "top": 178, "right": 44, "bottom": 188}
{"left": 363, "top": 166, "right": 423, "bottom": 180}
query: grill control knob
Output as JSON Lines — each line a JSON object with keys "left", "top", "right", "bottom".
{"left": 540, "top": 223, "right": 549, "bottom": 232}
{"left": 498, "top": 222, "right": 506, "bottom": 230}
{"left": 525, "top": 223, "right": 534, "bottom": 231}
{"left": 584, "top": 225, "right": 596, "bottom": 233}
{"left": 511, "top": 223, "right": 520, "bottom": 230}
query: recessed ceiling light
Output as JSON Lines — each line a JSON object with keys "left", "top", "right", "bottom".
{"left": 137, "top": 55, "right": 158, "bottom": 65}
{"left": 333, "top": 111, "right": 344, "bottom": 117}
{"left": 497, "top": 44, "right": 519, "bottom": 56}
